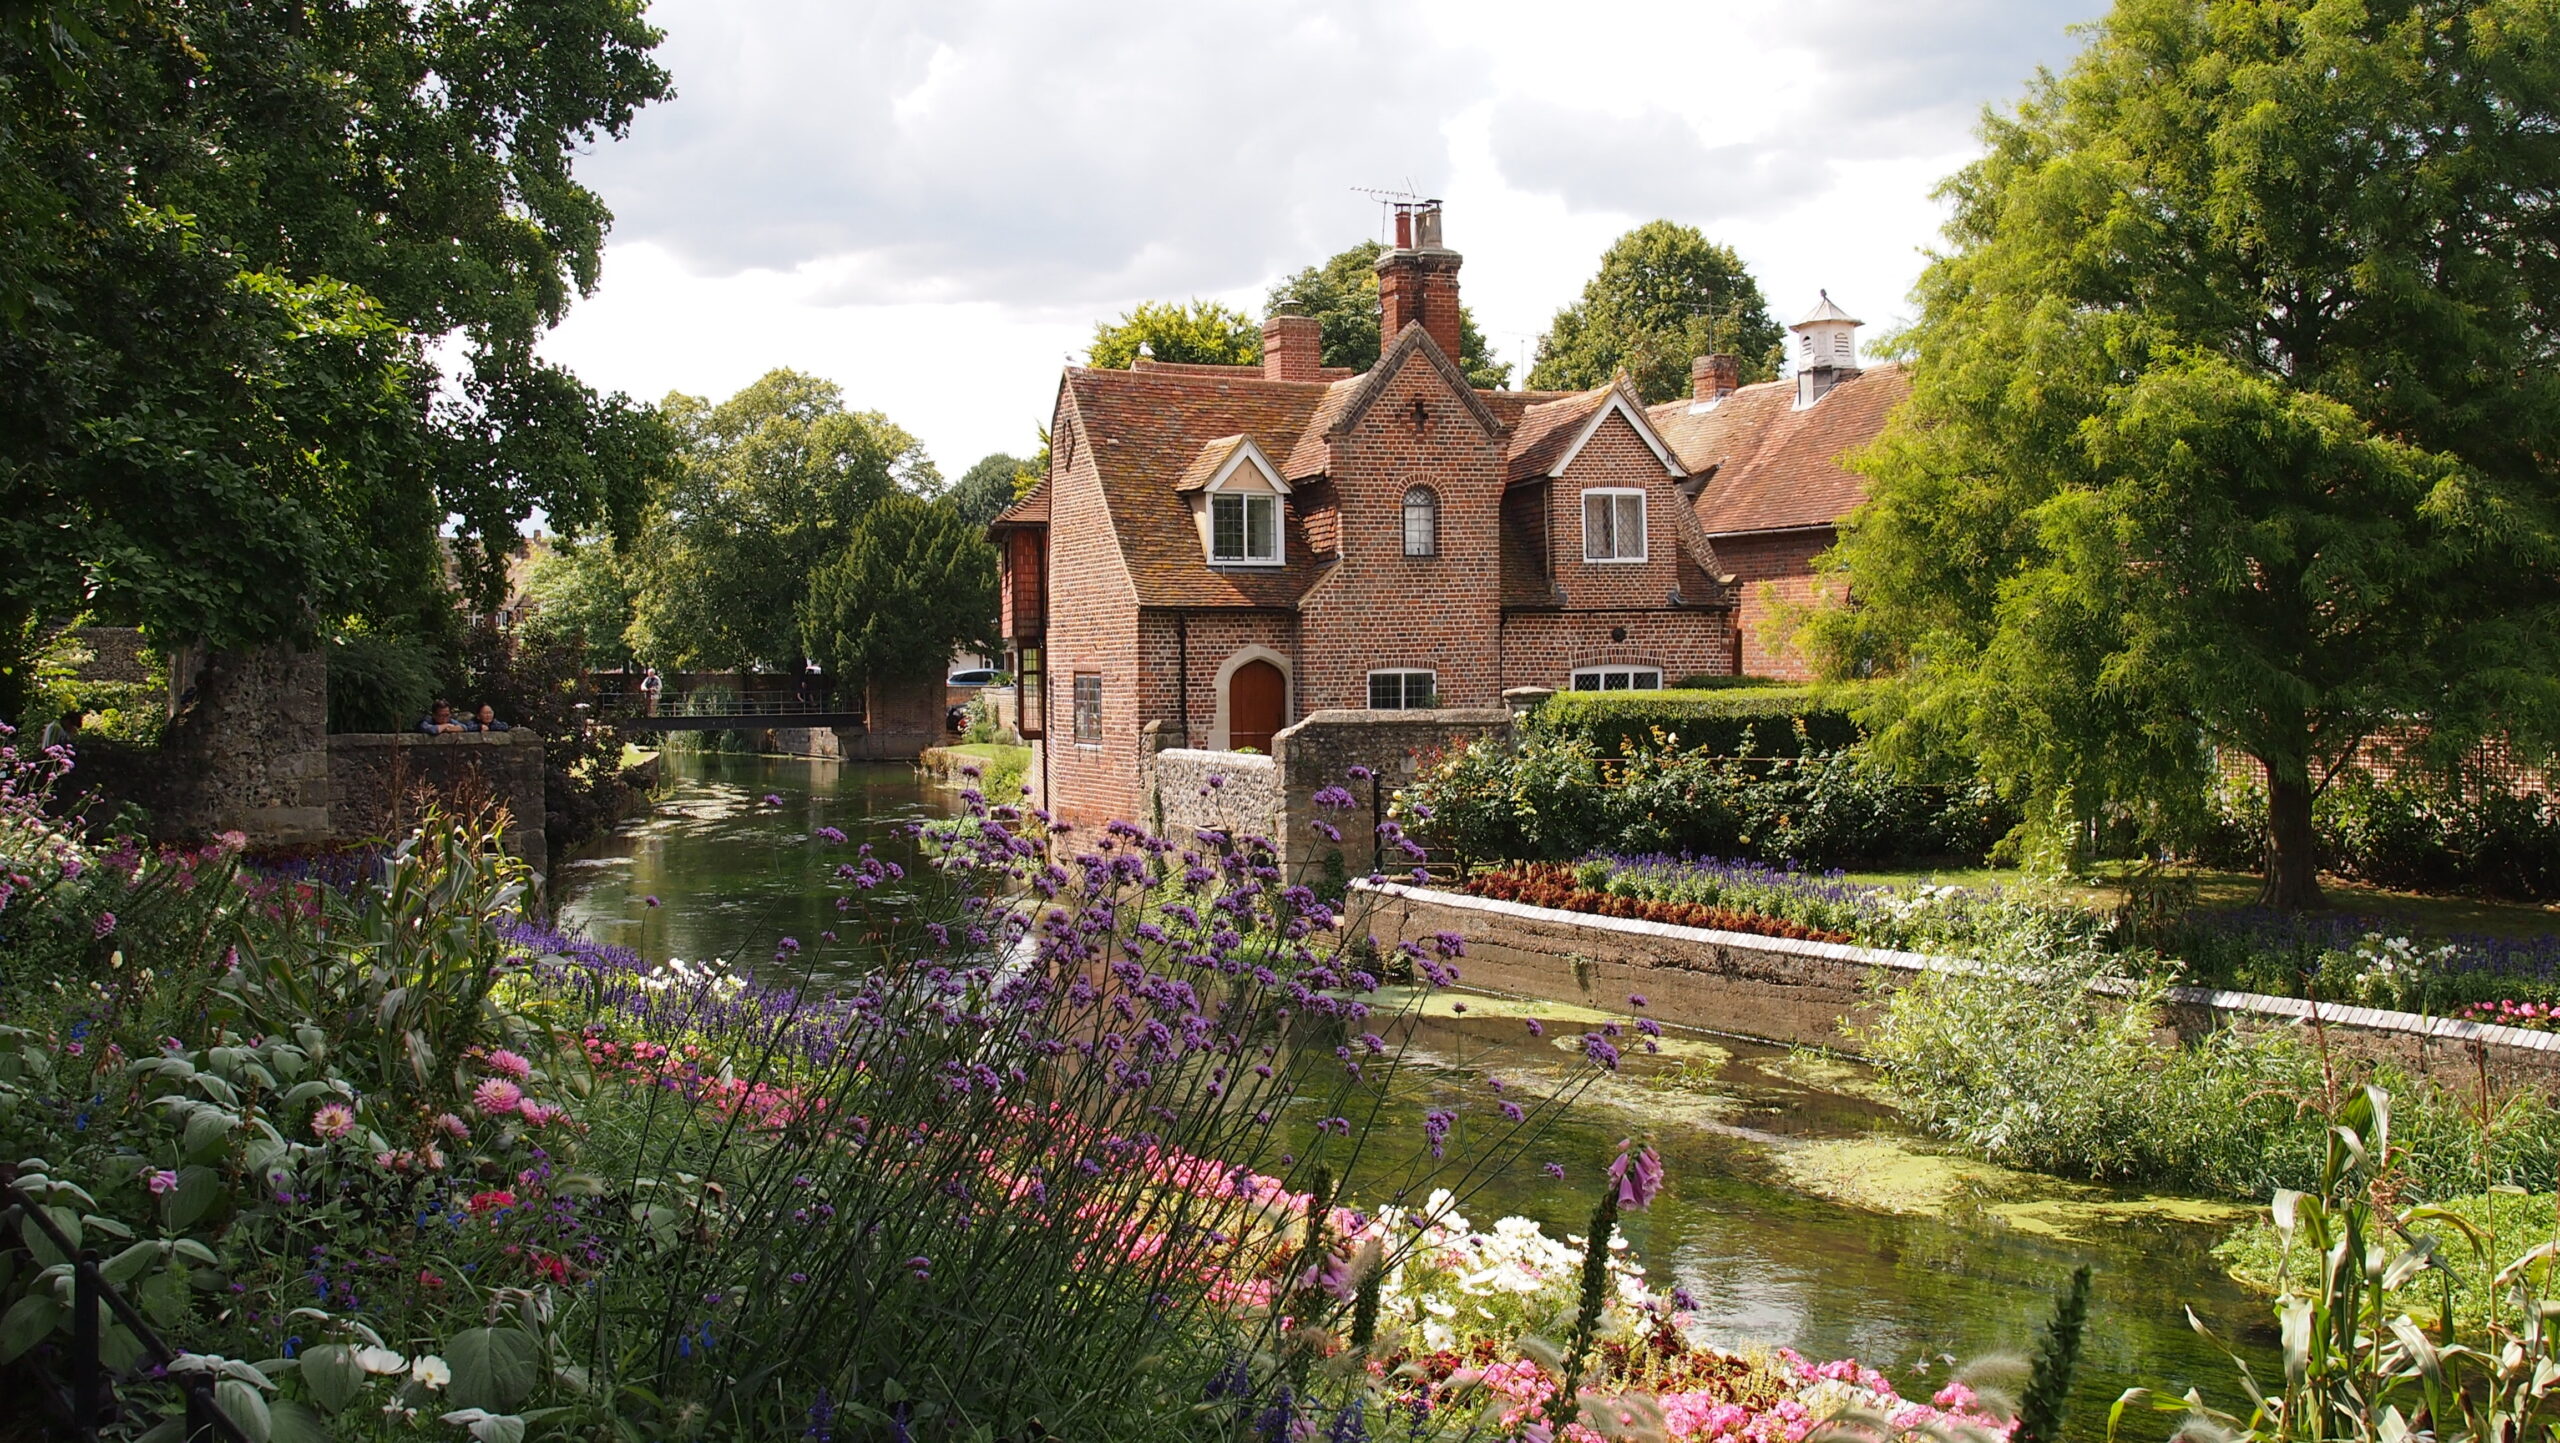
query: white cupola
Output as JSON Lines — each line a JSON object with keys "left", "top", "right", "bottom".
{"left": 1789, "top": 291, "right": 1863, "bottom": 407}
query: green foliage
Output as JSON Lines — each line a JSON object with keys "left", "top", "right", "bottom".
{"left": 801, "top": 494, "right": 998, "bottom": 689}
{"left": 515, "top": 535, "right": 640, "bottom": 673}
{"left": 1086, "top": 298, "right": 1261, "bottom": 369}
{"left": 1532, "top": 686, "right": 1862, "bottom": 759}
{"left": 2215, "top": 1189, "right": 2559, "bottom": 1330}
{"left": 457, "top": 622, "right": 630, "bottom": 849}
{"left": 2311, "top": 774, "right": 2560, "bottom": 904}
{"left": 630, "top": 370, "right": 939, "bottom": 671}
{"left": 2013, "top": 1266, "right": 2090, "bottom": 1443}
{"left": 1525, "top": 221, "right": 1785, "bottom": 403}
{"left": 325, "top": 631, "right": 447, "bottom": 735}
{"left": 1861, "top": 952, "right": 2559, "bottom": 1201}
{"left": 0, "top": 0, "right": 674, "bottom": 720}
{"left": 1266, "top": 240, "right": 1513, "bottom": 388}
{"left": 2117, "top": 1089, "right": 2560, "bottom": 1443}
{"left": 1403, "top": 692, "right": 2014, "bottom": 868}
{"left": 946, "top": 451, "right": 1032, "bottom": 530}
{"left": 1813, "top": 0, "right": 2560, "bottom": 911}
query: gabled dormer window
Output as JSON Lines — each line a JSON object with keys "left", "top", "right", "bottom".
{"left": 1211, "top": 493, "right": 1281, "bottom": 564}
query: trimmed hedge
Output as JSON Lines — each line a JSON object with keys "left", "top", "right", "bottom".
{"left": 1531, "top": 685, "right": 1864, "bottom": 758}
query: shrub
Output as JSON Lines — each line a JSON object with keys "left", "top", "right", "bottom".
{"left": 325, "top": 629, "right": 447, "bottom": 734}
{"left": 2200, "top": 771, "right": 2560, "bottom": 902}
{"left": 1532, "top": 685, "right": 1863, "bottom": 759}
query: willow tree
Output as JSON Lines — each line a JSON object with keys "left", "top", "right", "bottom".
{"left": 1811, "top": 0, "right": 2560, "bottom": 909}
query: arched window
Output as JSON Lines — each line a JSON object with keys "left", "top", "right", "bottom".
{"left": 1402, "top": 485, "right": 1438, "bottom": 557}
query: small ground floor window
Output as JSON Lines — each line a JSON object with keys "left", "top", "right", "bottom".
{"left": 1072, "top": 672, "right": 1103, "bottom": 744}
{"left": 1570, "top": 667, "right": 1662, "bottom": 691}
{"left": 1367, "top": 670, "right": 1438, "bottom": 709}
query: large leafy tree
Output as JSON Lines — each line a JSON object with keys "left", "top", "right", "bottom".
{"left": 630, "top": 371, "right": 939, "bottom": 671}
{"left": 1087, "top": 300, "right": 1261, "bottom": 369}
{"left": 801, "top": 495, "right": 999, "bottom": 691}
{"left": 518, "top": 537, "right": 641, "bottom": 673}
{"left": 946, "top": 452, "right": 1033, "bottom": 531}
{"left": 1525, "top": 221, "right": 1784, "bottom": 403}
{"left": 0, "top": 2, "right": 670, "bottom": 721}
{"left": 1808, "top": 0, "right": 2560, "bottom": 909}
{"left": 1265, "top": 241, "right": 1512, "bottom": 389}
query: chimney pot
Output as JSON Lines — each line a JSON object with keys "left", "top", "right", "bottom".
{"left": 1393, "top": 207, "right": 1413, "bottom": 250}
{"left": 1691, "top": 353, "right": 1741, "bottom": 402}
{"left": 1262, "top": 314, "right": 1323, "bottom": 383}
{"left": 1375, "top": 205, "right": 1466, "bottom": 366}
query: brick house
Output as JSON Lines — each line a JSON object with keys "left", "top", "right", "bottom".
{"left": 989, "top": 205, "right": 1900, "bottom": 827}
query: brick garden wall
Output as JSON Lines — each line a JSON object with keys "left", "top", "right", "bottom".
{"left": 1142, "top": 745, "right": 1283, "bottom": 844}
{"left": 1274, "top": 708, "right": 1511, "bottom": 873}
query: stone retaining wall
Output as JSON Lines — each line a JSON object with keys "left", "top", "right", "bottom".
{"left": 1353, "top": 879, "right": 2560, "bottom": 1096}
{"left": 1143, "top": 747, "right": 1282, "bottom": 843}
{"left": 328, "top": 731, "right": 549, "bottom": 877}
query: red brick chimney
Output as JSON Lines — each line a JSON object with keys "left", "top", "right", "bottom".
{"left": 1376, "top": 201, "right": 1464, "bottom": 364}
{"left": 1691, "top": 353, "right": 1740, "bottom": 403}
{"left": 1262, "top": 314, "right": 1323, "bottom": 383}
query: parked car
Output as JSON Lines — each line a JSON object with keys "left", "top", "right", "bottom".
{"left": 947, "top": 667, "right": 1000, "bottom": 688}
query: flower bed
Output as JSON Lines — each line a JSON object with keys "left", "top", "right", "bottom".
{"left": 1459, "top": 863, "right": 1856, "bottom": 944}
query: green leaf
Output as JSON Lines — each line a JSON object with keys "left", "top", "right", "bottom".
{"left": 22, "top": 1205, "right": 78, "bottom": 1265}
{"left": 171, "top": 1238, "right": 219, "bottom": 1266}
{"left": 445, "top": 1327, "right": 539, "bottom": 1412}
{"left": 267, "top": 1398, "right": 333, "bottom": 1443}
{"left": 167, "top": 1166, "right": 223, "bottom": 1229}
{"left": 218, "top": 1376, "right": 275, "bottom": 1443}
{"left": 102, "top": 1240, "right": 165, "bottom": 1285}
{"left": 0, "top": 1294, "right": 63, "bottom": 1363}
{"left": 183, "top": 1106, "right": 238, "bottom": 1160}
{"left": 81, "top": 1214, "right": 134, "bottom": 1240}
{"left": 140, "top": 1269, "right": 192, "bottom": 1327}
{"left": 301, "top": 1343, "right": 365, "bottom": 1414}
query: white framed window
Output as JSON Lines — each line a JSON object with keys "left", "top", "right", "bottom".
{"left": 1581, "top": 489, "right": 1646, "bottom": 562}
{"left": 1570, "top": 668, "right": 1663, "bottom": 691}
{"left": 1402, "top": 485, "right": 1438, "bottom": 557}
{"left": 1210, "top": 492, "right": 1282, "bottom": 565}
{"left": 1366, "top": 670, "right": 1437, "bottom": 710}
{"left": 1072, "top": 673, "right": 1103, "bottom": 746}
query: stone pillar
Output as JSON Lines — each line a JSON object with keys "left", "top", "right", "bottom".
{"left": 159, "top": 643, "right": 333, "bottom": 843}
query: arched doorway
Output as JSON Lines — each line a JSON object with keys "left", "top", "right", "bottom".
{"left": 1228, "top": 660, "right": 1285, "bottom": 753}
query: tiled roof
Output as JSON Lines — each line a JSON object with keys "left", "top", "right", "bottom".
{"left": 1650, "top": 364, "right": 1908, "bottom": 536}
{"left": 1063, "top": 365, "right": 1331, "bottom": 608}
{"left": 1172, "top": 435, "right": 1266, "bottom": 493}
{"left": 989, "top": 479, "right": 1048, "bottom": 529}
{"left": 1504, "top": 388, "right": 1613, "bottom": 483}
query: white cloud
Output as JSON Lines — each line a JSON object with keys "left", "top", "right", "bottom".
{"left": 541, "top": 0, "right": 2106, "bottom": 472}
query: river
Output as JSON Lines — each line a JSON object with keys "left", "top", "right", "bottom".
{"left": 556, "top": 751, "right": 2278, "bottom": 1435}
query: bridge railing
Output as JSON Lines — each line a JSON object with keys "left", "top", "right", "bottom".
{"left": 591, "top": 692, "right": 865, "bottom": 723}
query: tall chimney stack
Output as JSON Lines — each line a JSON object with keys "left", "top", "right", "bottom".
{"left": 1376, "top": 200, "right": 1465, "bottom": 366}
{"left": 1262, "top": 314, "right": 1323, "bottom": 383}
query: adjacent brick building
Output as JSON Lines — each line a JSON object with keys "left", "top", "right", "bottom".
{"left": 990, "top": 205, "right": 1901, "bottom": 826}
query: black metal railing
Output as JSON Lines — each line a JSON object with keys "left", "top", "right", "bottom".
{"left": 0, "top": 1163, "right": 250, "bottom": 1442}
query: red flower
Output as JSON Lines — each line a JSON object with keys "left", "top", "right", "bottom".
{"left": 467, "top": 1189, "right": 518, "bottom": 1215}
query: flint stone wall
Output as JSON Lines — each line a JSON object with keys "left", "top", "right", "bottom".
{"left": 1353, "top": 880, "right": 2560, "bottom": 1096}
{"left": 327, "top": 731, "right": 548, "bottom": 877}
{"left": 1142, "top": 745, "right": 1282, "bottom": 844}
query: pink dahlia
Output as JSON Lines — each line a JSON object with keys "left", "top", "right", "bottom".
{"left": 311, "top": 1103, "right": 356, "bottom": 1139}
{"left": 483, "top": 1049, "right": 533, "bottom": 1081}
{"left": 472, "top": 1077, "right": 524, "bottom": 1114}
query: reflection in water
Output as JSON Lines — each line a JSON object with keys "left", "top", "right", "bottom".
{"left": 558, "top": 751, "right": 2276, "bottom": 1435}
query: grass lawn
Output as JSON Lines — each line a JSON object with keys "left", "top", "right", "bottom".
{"left": 938, "top": 742, "right": 1030, "bottom": 764}
{"left": 619, "top": 741, "right": 659, "bottom": 768}
{"left": 1838, "top": 862, "right": 2560, "bottom": 940}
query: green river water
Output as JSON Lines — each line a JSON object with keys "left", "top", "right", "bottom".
{"left": 555, "top": 751, "right": 2279, "bottom": 1436}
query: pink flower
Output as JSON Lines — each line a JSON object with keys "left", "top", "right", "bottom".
{"left": 432, "top": 1112, "right": 470, "bottom": 1138}
{"left": 143, "top": 1168, "right": 178, "bottom": 1195}
{"left": 483, "top": 1049, "right": 532, "bottom": 1080}
{"left": 1608, "top": 1140, "right": 1663, "bottom": 1212}
{"left": 92, "top": 911, "right": 117, "bottom": 938}
{"left": 516, "top": 1099, "right": 556, "bottom": 1126}
{"left": 311, "top": 1103, "right": 356, "bottom": 1139}
{"left": 472, "top": 1078, "right": 524, "bottom": 1114}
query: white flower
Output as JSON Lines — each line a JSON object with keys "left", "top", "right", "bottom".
{"left": 411, "top": 1354, "right": 451, "bottom": 1390}
{"left": 354, "top": 1346, "right": 406, "bottom": 1374}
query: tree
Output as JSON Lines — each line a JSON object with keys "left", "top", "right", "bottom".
{"left": 946, "top": 453, "right": 1032, "bottom": 531}
{"left": 1807, "top": 0, "right": 2560, "bottom": 909}
{"left": 1525, "top": 221, "right": 1784, "bottom": 404}
{"left": 519, "top": 537, "right": 641, "bottom": 672}
{"left": 801, "top": 495, "right": 999, "bottom": 691}
{"left": 1266, "top": 241, "right": 1513, "bottom": 389}
{"left": 629, "top": 371, "right": 939, "bottom": 671}
{"left": 1087, "top": 300, "right": 1260, "bottom": 369}
{"left": 0, "top": 1, "right": 672, "bottom": 721}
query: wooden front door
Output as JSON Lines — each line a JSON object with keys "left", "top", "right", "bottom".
{"left": 1228, "top": 660, "right": 1285, "bottom": 753}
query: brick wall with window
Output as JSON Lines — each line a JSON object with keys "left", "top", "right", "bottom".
{"left": 1545, "top": 412, "right": 1687, "bottom": 608}
{"left": 1296, "top": 352, "right": 1509, "bottom": 711}
{"left": 1039, "top": 396, "right": 1147, "bottom": 828}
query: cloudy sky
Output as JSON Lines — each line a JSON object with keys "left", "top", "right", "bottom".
{"left": 539, "top": 0, "right": 2108, "bottom": 477}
